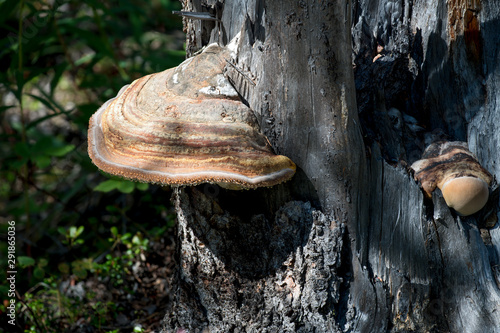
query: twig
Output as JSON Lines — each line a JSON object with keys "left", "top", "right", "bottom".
{"left": 16, "top": 289, "right": 48, "bottom": 332}
{"left": 224, "top": 59, "right": 256, "bottom": 86}
{"left": 172, "top": 11, "right": 219, "bottom": 21}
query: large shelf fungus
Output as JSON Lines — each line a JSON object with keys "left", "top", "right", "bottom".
{"left": 411, "top": 141, "right": 493, "bottom": 216}
{"left": 88, "top": 44, "right": 296, "bottom": 189}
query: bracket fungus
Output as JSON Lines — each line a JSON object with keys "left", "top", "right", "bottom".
{"left": 88, "top": 44, "right": 296, "bottom": 189}
{"left": 411, "top": 141, "right": 493, "bottom": 216}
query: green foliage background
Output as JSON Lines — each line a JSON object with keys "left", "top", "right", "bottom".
{"left": 0, "top": 0, "right": 184, "bottom": 331}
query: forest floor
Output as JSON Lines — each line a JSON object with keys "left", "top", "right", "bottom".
{"left": 13, "top": 230, "right": 177, "bottom": 333}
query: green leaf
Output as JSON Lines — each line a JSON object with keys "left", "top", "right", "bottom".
{"left": 117, "top": 181, "right": 135, "bottom": 194}
{"left": 10, "top": 143, "right": 29, "bottom": 167}
{"left": 76, "top": 226, "right": 84, "bottom": 237}
{"left": 45, "top": 143, "right": 75, "bottom": 157}
{"left": 33, "top": 155, "right": 51, "bottom": 169}
{"left": 69, "top": 226, "right": 77, "bottom": 238}
{"left": 58, "top": 262, "right": 70, "bottom": 274}
{"left": 38, "top": 258, "right": 48, "bottom": 267}
{"left": 96, "top": 178, "right": 137, "bottom": 194}
{"left": 26, "top": 93, "right": 58, "bottom": 113}
{"left": 81, "top": 258, "right": 94, "bottom": 270}
{"left": 94, "top": 179, "right": 120, "bottom": 192}
{"left": 31, "top": 136, "right": 53, "bottom": 155}
{"left": 57, "top": 226, "right": 66, "bottom": 236}
{"left": 18, "top": 256, "right": 36, "bottom": 268}
{"left": 73, "top": 267, "right": 88, "bottom": 279}
{"left": 14, "top": 141, "right": 30, "bottom": 158}
{"left": 0, "top": 105, "right": 15, "bottom": 114}
{"left": 132, "top": 234, "right": 140, "bottom": 245}
{"left": 71, "top": 260, "right": 89, "bottom": 279}
{"left": 33, "top": 267, "right": 45, "bottom": 279}
{"left": 110, "top": 226, "right": 118, "bottom": 237}
{"left": 10, "top": 158, "right": 28, "bottom": 170}
{"left": 74, "top": 52, "right": 98, "bottom": 67}
{"left": 26, "top": 109, "right": 73, "bottom": 129}
{"left": 105, "top": 205, "right": 120, "bottom": 213}
{"left": 35, "top": 85, "right": 67, "bottom": 114}
{"left": 69, "top": 226, "right": 76, "bottom": 238}
{"left": 50, "top": 63, "right": 68, "bottom": 95}
{"left": 136, "top": 182, "right": 149, "bottom": 191}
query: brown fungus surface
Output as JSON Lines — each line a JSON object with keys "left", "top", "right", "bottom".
{"left": 88, "top": 44, "right": 296, "bottom": 188}
{"left": 411, "top": 141, "right": 493, "bottom": 216}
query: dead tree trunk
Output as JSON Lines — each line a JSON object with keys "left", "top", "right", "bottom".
{"left": 162, "top": 0, "right": 500, "bottom": 332}
{"left": 350, "top": 0, "right": 500, "bottom": 332}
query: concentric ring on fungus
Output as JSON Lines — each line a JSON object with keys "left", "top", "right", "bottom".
{"left": 88, "top": 44, "right": 296, "bottom": 189}
{"left": 411, "top": 141, "right": 493, "bottom": 216}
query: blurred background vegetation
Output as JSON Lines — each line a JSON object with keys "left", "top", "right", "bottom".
{"left": 0, "top": 0, "right": 185, "bottom": 331}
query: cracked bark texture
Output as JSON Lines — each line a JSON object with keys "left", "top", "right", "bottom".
{"left": 163, "top": 0, "right": 500, "bottom": 332}
{"left": 167, "top": 187, "right": 346, "bottom": 332}
{"left": 352, "top": 0, "right": 500, "bottom": 332}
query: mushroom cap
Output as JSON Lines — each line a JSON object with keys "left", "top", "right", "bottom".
{"left": 410, "top": 141, "right": 493, "bottom": 215}
{"left": 88, "top": 44, "right": 296, "bottom": 189}
{"left": 440, "top": 176, "right": 489, "bottom": 216}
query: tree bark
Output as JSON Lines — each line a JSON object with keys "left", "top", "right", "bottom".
{"left": 351, "top": 1, "right": 500, "bottom": 331}
{"left": 163, "top": 0, "right": 500, "bottom": 332}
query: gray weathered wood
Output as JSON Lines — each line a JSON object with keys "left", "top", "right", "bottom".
{"left": 351, "top": 0, "right": 500, "bottom": 331}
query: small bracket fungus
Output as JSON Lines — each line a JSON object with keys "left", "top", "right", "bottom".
{"left": 411, "top": 141, "right": 493, "bottom": 216}
{"left": 88, "top": 44, "right": 296, "bottom": 189}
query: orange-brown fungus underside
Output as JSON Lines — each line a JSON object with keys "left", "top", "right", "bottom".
{"left": 88, "top": 45, "right": 296, "bottom": 188}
